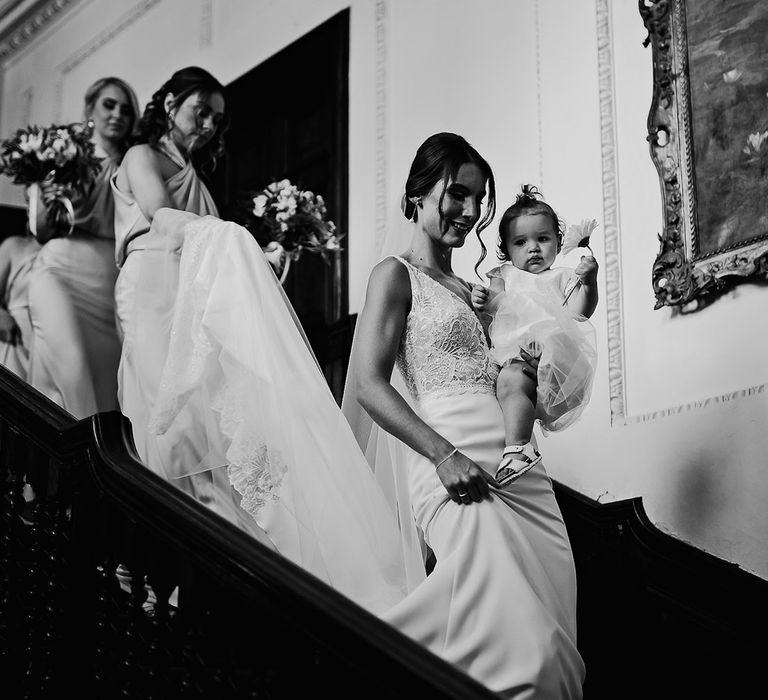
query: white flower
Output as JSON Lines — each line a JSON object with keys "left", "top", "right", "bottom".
{"left": 277, "top": 178, "right": 291, "bottom": 190}
{"left": 52, "top": 138, "right": 75, "bottom": 160}
{"left": 19, "top": 132, "right": 44, "bottom": 153}
{"left": 561, "top": 218, "right": 598, "bottom": 256}
{"left": 36, "top": 146, "right": 56, "bottom": 162}
{"left": 252, "top": 193, "right": 268, "bottom": 217}
{"left": 743, "top": 131, "right": 768, "bottom": 156}
{"left": 276, "top": 191, "right": 297, "bottom": 216}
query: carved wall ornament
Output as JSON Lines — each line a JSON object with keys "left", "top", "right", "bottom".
{"left": 0, "top": 0, "right": 78, "bottom": 63}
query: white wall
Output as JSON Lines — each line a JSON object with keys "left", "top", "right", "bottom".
{"left": 531, "top": 0, "right": 768, "bottom": 582}
{"left": 2, "top": 0, "right": 767, "bottom": 580}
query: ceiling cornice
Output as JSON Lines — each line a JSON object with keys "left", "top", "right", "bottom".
{"left": 0, "top": 0, "right": 79, "bottom": 63}
{"left": 0, "top": 1, "right": 28, "bottom": 24}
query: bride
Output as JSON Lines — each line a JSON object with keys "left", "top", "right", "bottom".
{"left": 114, "top": 70, "right": 583, "bottom": 693}
{"left": 344, "top": 133, "right": 584, "bottom": 698}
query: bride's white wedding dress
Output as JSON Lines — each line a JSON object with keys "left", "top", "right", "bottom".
{"left": 121, "top": 206, "right": 584, "bottom": 698}
{"left": 357, "top": 257, "right": 585, "bottom": 698}
{"left": 127, "top": 209, "right": 422, "bottom": 614}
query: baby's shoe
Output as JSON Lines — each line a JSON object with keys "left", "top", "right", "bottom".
{"left": 495, "top": 442, "right": 541, "bottom": 486}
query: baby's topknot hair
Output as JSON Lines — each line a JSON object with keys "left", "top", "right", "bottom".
{"left": 516, "top": 184, "right": 542, "bottom": 204}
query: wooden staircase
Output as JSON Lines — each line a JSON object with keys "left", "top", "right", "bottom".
{"left": 3, "top": 357, "right": 767, "bottom": 699}
{"left": 0, "top": 364, "right": 497, "bottom": 698}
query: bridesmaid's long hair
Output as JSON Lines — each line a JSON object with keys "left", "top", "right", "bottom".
{"left": 83, "top": 76, "right": 141, "bottom": 147}
{"left": 402, "top": 132, "right": 496, "bottom": 274}
{"left": 135, "top": 66, "right": 229, "bottom": 173}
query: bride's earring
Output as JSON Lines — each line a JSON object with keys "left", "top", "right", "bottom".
{"left": 166, "top": 110, "right": 175, "bottom": 132}
{"left": 86, "top": 118, "right": 95, "bottom": 131}
{"left": 410, "top": 198, "right": 421, "bottom": 221}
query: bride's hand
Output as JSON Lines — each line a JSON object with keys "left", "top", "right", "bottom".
{"left": 519, "top": 347, "right": 540, "bottom": 382}
{"left": 0, "top": 308, "right": 20, "bottom": 345}
{"left": 436, "top": 451, "right": 498, "bottom": 504}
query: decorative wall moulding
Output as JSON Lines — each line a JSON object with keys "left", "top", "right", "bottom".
{"left": 51, "top": 0, "right": 163, "bottom": 121}
{"left": 595, "top": 0, "right": 627, "bottom": 425}
{"left": 0, "top": 1, "right": 29, "bottom": 26}
{"left": 373, "top": 0, "right": 387, "bottom": 255}
{"left": 199, "top": 0, "right": 213, "bottom": 48}
{"left": 0, "top": 0, "right": 78, "bottom": 62}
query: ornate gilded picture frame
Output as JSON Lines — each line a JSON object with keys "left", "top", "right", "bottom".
{"left": 640, "top": 0, "right": 768, "bottom": 310}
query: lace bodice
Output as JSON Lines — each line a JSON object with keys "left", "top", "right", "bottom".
{"left": 394, "top": 257, "right": 498, "bottom": 402}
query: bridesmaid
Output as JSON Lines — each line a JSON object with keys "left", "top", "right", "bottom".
{"left": 112, "top": 66, "right": 223, "bottom": 475}
{"left": 26, "top": 76, "right": 139, "bottom": 417}
{"left": 111, "top": 66, "right": 278, "bottom": 547}
{"left": 0, "top": 233, "right": 40, "bottom": 379}
{"left": 109, "top": 66, "right": 274, "bottom": 545}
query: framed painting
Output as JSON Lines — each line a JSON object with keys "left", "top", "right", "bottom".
{"left": 640, "top": 0, "right": 768, "bottom": 310}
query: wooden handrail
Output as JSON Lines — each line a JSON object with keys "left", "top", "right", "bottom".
{"left": 0, "top": 364, "right": 498, "bottom": 698}
{"left": 90, "top": 410, "right": 496, "bottom": 697}
{"left": 0, "top": 363, "right": 89, "bottom": 452}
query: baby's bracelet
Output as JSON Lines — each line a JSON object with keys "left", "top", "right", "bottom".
{"left": 434, "top": 447, "right": 458, "bottom": 469}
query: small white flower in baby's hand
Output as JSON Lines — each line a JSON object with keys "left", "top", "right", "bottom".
{"left": 562, "top": 218, "right": 599, "bottom": 256}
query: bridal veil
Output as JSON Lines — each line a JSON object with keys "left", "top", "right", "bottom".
{"left": 142, "top": 208, "right": 423, "bottom": 614}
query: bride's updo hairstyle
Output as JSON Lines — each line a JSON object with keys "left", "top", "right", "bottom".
{"left": 136, "top": 65, "right": 229, "bottom": 172}
{"left": 496, "top": 184, "right": 564, "bottom": 263}
{"left": 401, "top": 132, "right": 496, "bottom": 273}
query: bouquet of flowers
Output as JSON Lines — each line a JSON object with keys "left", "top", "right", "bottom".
{"left": 0, "top": 122, "right": 102, "bottom": 237}
{"left": 247, "top": 179, "right": 343, "bottom": 277}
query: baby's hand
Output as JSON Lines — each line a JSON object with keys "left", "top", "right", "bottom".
{"left": 574, "top": 255, "right": 599, "bottom": 285}
{"left": 470, "top": 283, "right": 490, "bottom": 311}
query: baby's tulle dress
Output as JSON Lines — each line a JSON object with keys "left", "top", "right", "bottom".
{"left": 488, "top": 263, "right": 597, "bottom": 434}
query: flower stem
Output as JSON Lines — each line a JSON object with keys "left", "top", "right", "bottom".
{"left": 562, "top": 280, "right": 581, "bottom": 306}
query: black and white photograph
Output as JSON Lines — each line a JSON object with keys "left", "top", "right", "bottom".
{"left": 0, "top": 1, "right": 765, "bottom": 698}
